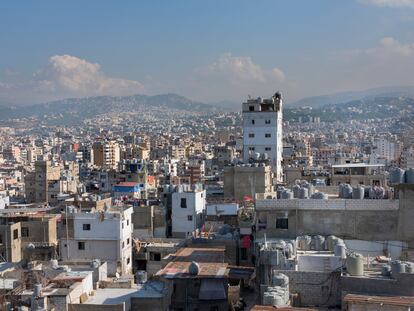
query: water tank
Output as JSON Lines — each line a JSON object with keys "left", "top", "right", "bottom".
{"left": 381, "top": 265, "right": 391, "bottom": 277}
{"left": 307, "top": 184, "right": 315, "bottom": 196}
{"left": 281, "top": 190, "right": 294, "bottom": 199}
{"left": 188, "top": 261, "right": 200, "bottom": 276}
{"left": 292, "top": 185, "right": 301, "bottom": 198}
{"left": 272, "top": 273, "right": 289, "bottom": 287}
{"left": 311, "top": 192, "right": 328, "bottom": 199}
{"left": 90, "top": 259, "right": 101, "bottom": 269}
{"left": 369, "top": 186, "right": 385, "bottom": 199}
{"left": 338, "top": 184, "right": 344, "bottom": 198}
{"left": 299, "top": 187, "right": 309, "bottom": 199}
{"left": 34, "top": 283, "right": 42, "bottom": 297}
{"left": 313, "top": 235, "right": 325, "bottom": 251}
{"left": 391, "top": 260, "right": 406, "bottom": 277}
{"left": 135, "top": 270, "right": 147, "bottom": 284}
{"left": 352, "top": 186, "right": 364, "bottom": 200}
{"left": 287, "top": 243, "right": 294, "bottom": 258}
{"left": 50, "top": 259, "right": 59, "bottom": 269}
{"left": 297, "top": 236, "right": 311, "bottom": 250}
{"left": 326, "top": 236, "right": 337, "bottom": 251}
{"left": 334, "top": 243, "right": 346, "bottom": 259}
{"left": 346, "top": 253, "right": 364, "bottom": 276}
{"left": 277, "top": 188, "right": 285, "bottom": 199}
{"left": 343, "top": 184, "right": 353, "bottom": 199}
{"left": 390, "top": 168, "right": 405, "bottom": 184}
{"left": 406, "top": 168, "right": 414, "bottom": 184}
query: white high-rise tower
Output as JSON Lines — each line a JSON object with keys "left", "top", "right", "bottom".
{"left": 242, "top": 92, "right": 283, "bottom": 182}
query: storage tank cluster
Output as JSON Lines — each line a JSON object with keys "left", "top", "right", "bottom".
{"left": 388, "top": 260, "right": 414, "bottom": 278}
{"left": 338, "top": 183, "right": 387, "bottom": 199}
{"left": 278, "top": 181, "right": 327, "bottom": 200}
{"left": 259, "top": 240, "right": 296, "bottom": 269}
{"left": 262, "top": 273, "right": 290, "bottom": 307}
{"left": 389, "top": 167, "right": 414, "bottom": 184}
{"left": 297, "top": 235, "right": 346, "bottom": 255}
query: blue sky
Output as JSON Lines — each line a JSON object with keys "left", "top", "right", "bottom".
{"left": 1, "top": 0, "right": 414, "bottom": 105}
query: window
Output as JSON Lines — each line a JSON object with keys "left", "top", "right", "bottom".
{"left": 241, "top": 248, "right": 248, "bottom": 260}
{"left": 180, "top": 198, "right": 187, "bottom": 208}
{"left": 265, "top": 147, "right": 272, "bottom": 151}
{"left": 0, "top": 234, "right": 2, "bottom": 244}
{"left": 249, "top": 105, "right": 254, "bottom": 111}
{"left": 188, "top": 215, "right": 193, "bottom": 221}
{"left": 265, "top": 133, "right": 271, "bottom": 138}
{"left": 248, "top": 133, "right": 255, "bottom": 138}
{"left": 127, "top": 257, "right": 130, "bottom": 264}
{"left": 248, "top": 147, "right": 255, "bottom": 151}
{"left": 150, "top": 252, "right": 161, "bottom": 261}
{"left": 13, "top": 229, "right": 18, "bottom": 240}
{"left": 265, "top": 119, "right": 271, "bottom": 124}
{"left": 122, "top": 242, "right": 125, "bottom": 248}
{"left": 127, "top": 238, "right": 130, "bottom": 245}
{"left": 276, "top": 218, "right": 288, "bottom": 229}
{"left": 21, "top": 227, "right": 29, "bottom": 237}
{"left": 122, "top": 222, "right": 124, "bottom": 229}
{"left": 251, "top": 119, "right": 255, "bottom": 124}
{"left": 82, "top": 224, "right": 91, "bottom": 231}
{"left": 78, "top": 242, "right": 85, "bottom": 250}
{"left": 127, "top": 219, "right": 129, "bottom": 226}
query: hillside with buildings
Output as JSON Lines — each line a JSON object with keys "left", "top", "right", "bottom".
{"left": 0, "top": 93, "right": 219, "bottom": 125}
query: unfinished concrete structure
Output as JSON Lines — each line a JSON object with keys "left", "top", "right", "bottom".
{"left": 224, "top": 164, "right": 274, "bottom": 201}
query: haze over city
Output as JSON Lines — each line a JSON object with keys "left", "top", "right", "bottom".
{"left": 2, "top": 0, "right": 414, "bottom": 105}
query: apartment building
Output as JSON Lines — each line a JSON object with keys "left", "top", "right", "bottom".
{"left": 60, "top": 205, "right": 133, "bottom": 276}
{"left": 242, "top": 92, "right": 283, "bottom": 182}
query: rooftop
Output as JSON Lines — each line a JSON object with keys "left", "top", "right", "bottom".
{"left": 156, "top": 247, "right": 228, "bottom": 279}
{"left": 344, "top": 293, "right": 414, "bottom": 307}
{"left": 332, "top": 163, "right": 385, "bottom": 168}
{"left": 83, "top": 282, "right": 167, "bottom": 304}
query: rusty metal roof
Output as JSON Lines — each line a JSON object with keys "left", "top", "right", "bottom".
{"left": 344, "top": 294, "right": 414, "bottom": 306}
{"left": 156, "top": 247, "right": 228, "bottom": 279}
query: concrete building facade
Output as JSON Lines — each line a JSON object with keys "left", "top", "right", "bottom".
{"left": 242, "top": 92, "right": 283, "bottom": 181}
{"left": 60, "top": 206, "right": 133, "bottom": 276}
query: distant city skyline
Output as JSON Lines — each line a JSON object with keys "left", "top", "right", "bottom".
{"left": 1, "top": 0, "right": 414, "bottom": 105}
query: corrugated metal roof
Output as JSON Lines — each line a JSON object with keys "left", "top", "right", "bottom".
{"left": 344, "top": 294, "right": 414, "bottom": 306}
{"left": 156, "top": 247, "right": 228, "bottom": 279}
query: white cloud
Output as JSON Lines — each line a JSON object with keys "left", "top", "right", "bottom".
{"left": 0, "top": 54, "right": 144, "bottom": 105}
{"left": 189, "top": 53, "right": 287, "bottom": 101}
{"left": 198, "top": 52, "right": 285, "bottom": 83}
{"left": 321, "top": 37, "right": 414, "bottom": 93}
{"left": 359, "top": 0, "right": 414, "bottom": 8}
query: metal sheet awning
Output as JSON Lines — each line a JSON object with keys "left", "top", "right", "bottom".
{"left": 199, "top": 279, "right": 226, "bottom": 300}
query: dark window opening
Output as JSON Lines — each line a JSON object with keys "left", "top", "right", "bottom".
{"left": 21, "top": 227, "right": 29, "bottom": 237}
{"left": 150, "top": 252, "right": 161, "bottom": 261}
{"left": 180, "top": 198, "right": 187, "bottom": 208}
{"left": 276, "top": 218, "right": 288, "bottom": 230}
{"left": 83, "top": 224, "right": 91, "bottom": 231}
{"left": 78, "top": 242, "right": 85, "bottom": 250}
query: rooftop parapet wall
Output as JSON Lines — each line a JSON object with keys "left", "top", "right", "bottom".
{"left": 255, "top": 198, "right": 399, "bottom": 211}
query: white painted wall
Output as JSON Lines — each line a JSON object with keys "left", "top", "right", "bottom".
{"left": 243, "top": 109, "right": 283, "bottom": 181}
{"left": 60, "top": 207, "right": 133, "bottom": 275}
{"left": 171, "top": 190, "right": 205, "bottom": 236}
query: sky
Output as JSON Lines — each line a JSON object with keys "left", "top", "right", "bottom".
{"left": 1, "top": 0, "right": 414, "bottom": 105}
